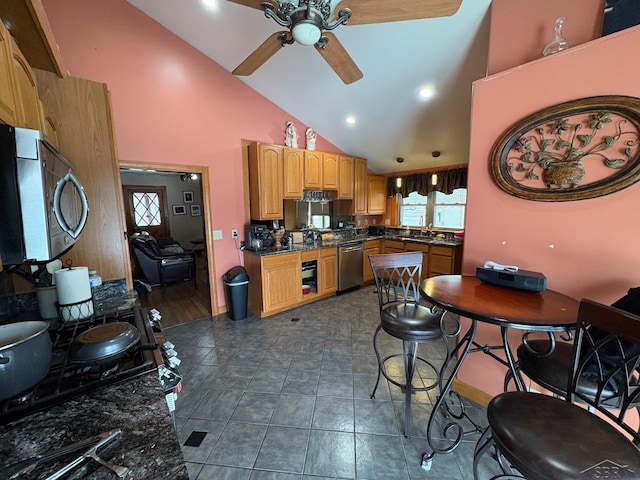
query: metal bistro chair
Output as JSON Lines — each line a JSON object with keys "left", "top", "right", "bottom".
{"left": 473, "top": 298, "right": 640, "bottom": 480}
{"left": 369, "top": 252, "right": 447, "bottom": 437}
{"left": 504, "top": 287, "right": 640, "bottom": 414}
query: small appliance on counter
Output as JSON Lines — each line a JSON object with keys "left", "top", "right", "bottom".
{"left": 244, "top": 225, "right": 275, "bottom": 251}
{"left": 368, "top": 225, "right": 386, "bottom": 236}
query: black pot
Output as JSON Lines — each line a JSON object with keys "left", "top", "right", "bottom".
{"left": 0, "top": 321, "right": 52, "bottom": 401}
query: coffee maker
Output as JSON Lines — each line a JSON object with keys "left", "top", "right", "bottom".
{"left": 244, "top": 225, "right": 275, "bottom": 251}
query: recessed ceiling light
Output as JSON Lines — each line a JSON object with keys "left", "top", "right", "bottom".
{"left": 345, "top": 115, "right": 357, "bottom": 125}
{"left": 419, "top": 86, "right": 435, "bottom": 100}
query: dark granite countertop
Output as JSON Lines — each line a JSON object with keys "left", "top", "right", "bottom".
{"left": 0, "top": 372, "right": 188, "bottom": 479}
{"left": 243, "top": 234, "right": 462, "bottom": 257}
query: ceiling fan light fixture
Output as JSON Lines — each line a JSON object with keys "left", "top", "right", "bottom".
{"left": 292, "top": 21, "right": 322, "bottom": 45}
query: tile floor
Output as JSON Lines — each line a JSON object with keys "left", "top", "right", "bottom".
{"left": 165, "top": 287, "right": 493, "bottom": 480}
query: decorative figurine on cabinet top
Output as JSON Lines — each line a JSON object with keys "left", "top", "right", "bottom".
{"left": 285, "top": 121, "right": 298, "bottom": 148}
{"left": 305, "top": 127, "right": 317, "bottom": 150}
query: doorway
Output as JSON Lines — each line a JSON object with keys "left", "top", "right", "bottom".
{"left": 119, "top": 161, "right": 217, "bottom": 326}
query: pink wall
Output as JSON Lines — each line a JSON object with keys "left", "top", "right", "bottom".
{"left": 487, "top": 0, "right": 605, "bottom": 75}
{"left": 41, "top": 0, "right": 341, "bottom": 307}
{"left": 461, "top": 25, "right": 640, "bottom": 395}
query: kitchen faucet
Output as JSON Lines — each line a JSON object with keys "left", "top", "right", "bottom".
{"left": 424, "top": 223, "right": 433, "bottom": 236}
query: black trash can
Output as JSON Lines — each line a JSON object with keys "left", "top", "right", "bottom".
{"left": 223, "top": 266, "right": 249, "bottom": 320}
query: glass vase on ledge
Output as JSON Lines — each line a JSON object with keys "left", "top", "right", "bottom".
{"left": 543, "top": 17, "right": 572, "bottom": 56}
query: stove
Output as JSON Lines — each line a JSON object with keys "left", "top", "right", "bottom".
{"left": 0, "top": 306, "right": 163, "bottom": 424}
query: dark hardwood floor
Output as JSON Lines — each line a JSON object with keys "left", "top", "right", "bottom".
{"left": 139, "top": 253, "right": 211, "bottom": 328}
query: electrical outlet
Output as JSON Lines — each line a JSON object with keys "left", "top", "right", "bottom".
{"left": 231, "top": 229, "right": 238, "bottom": 238}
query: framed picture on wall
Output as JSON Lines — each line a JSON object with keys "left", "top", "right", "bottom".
{"left": 191, "top": 204, "right": 201, "bottom": 216}
{"left": 172, "top": 205, "right": 187, "bottom": 215}
{"left": 183, "top": 191, "right": 194, "bottom": 203}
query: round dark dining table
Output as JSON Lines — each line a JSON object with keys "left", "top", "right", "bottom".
{"left": 417, "top": 274, "right": 579, "bottom": 471}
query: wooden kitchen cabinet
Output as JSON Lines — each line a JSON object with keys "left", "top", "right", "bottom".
{"left": 363, "top": 239, "right": 381, "bottom": 284}
{"left": 283, "top": 146, "right": 304, "bottom": 199}
{"left": 11, "top": 42, "right": 41, "bottom": 130}
{"left": 38, "top": 99, "right": 58, "bottom": 147}
{"left": 322, "top": 153, "right": 338, "bottom": 190}
{"left": 248, "top": 142, "right": 284, "bottom": 220}
{"left": 337, "top": 155, "right": 354, "bottom": 199}
{"left": 0, "top": 21, "right": 17, "bottom": 126}
{"left": 404, "top": 241, "right": 430, "bottom": 280}
{"left": 429, "top": 244, "right": 463, "bottom": 277}
{"left": 353, "top": 157, "right": 367, "bottom": 214}
{"left": 304, "top": 150, "right": 323, "bottom": 189}
{"left": 367, "top": 174, "right": 386, "bottom": 214}
{"left": 304, "top": 150, "right": 339, "bottom": 190}
{"left": 245, "top": 251, "right": 301, "bottom": 316}
{"left": 0, "top": 0, "right": 66, "bottom": 76}
{"left": 35, "top": 69, "right": 131, "bottom": 284}
{"left": 319, "top": 247, "right": 337, "bottom": 295}
{"left": 383, "top": 239, "right": 404, "bottom": 254}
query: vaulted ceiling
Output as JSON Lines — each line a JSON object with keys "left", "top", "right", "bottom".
{"left": 125, "top": 0, "right": 640, "bottom": 174}
{"left": 128, "top": 0, "right": 493, "bottom": 174}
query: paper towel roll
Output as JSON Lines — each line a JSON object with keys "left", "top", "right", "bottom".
{"left": 55, "top": 267, "right": 94, "bottom": 321}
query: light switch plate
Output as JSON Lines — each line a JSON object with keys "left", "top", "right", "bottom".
{"left": 213, "top": 230, "right": 223, "bottom": 240}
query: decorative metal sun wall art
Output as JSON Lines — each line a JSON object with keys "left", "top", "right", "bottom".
{"left": 491, "top": 96, "right": 640, "bottom": 201}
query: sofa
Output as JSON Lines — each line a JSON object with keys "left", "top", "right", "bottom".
{"left": 130, "top": 236, "right": 196, "bottom": 287}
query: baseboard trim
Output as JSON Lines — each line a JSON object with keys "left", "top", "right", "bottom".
{"left": 452, "top": 379, "right": 493, "bottom": 408}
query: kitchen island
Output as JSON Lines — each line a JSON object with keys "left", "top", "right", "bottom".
{"left": 0, "top": 372, "right": 188, "bottom": 479}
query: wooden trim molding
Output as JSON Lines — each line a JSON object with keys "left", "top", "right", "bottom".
{"left": 119, "top": 160, "right": 218, "bottom": 316}
{"left": 452, "top": 379, "right": 493, "bottom": 408}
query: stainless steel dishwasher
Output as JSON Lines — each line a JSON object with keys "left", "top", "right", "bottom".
{"left": 337, "top": 241, "right": 363, "bottom": 293}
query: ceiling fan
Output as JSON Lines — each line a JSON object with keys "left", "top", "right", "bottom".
{"left": 227, "top": 0, "right": 463, "bottom": 84}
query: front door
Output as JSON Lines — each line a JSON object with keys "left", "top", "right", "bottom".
{"left": 122, "top": 185, "right": 170, "bottom": 239}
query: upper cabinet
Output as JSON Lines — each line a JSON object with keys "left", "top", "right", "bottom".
{"left": 246, "top": 141, "right": 370, "bottom": 219}
{"left": 0, "top": 21, "right": 17, "bottom": 125}
{"left": 248, "top": 142, "right": 284, "bottom": 220}
{"left": 304, "top": 150, "right": 339, "bottom": 190}
{"left": 322, "top": 153, "right": 338, "bottom": 190}
{"left": 283, "top": 146, "right": 304, "bottom": 199}
{"left": 35, "top": 69, "right": 130, "bottom": 283}
{"left": 10, "top": 42, "right": 41, "bottom": 129}
{"left": 38, "top": 99, "right": 58, "bottom": 147}
{"left": 304, "top": 150, "right": 323, "bottom": 189}
{"left": 367, "top": 175, "right": 386, "bottom": 215}
{"left": 337, "top": 155, "right": 353, "bottom": 199}
{"left": 0, "top": 0, "right": 66, "bottom": 76}
{"left": 353, "top": 157, "right": 367, "bottom": 214}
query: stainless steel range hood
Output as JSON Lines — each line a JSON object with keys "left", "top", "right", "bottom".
{"left": 299, "top": 190, "right": 337, "bottom": 203}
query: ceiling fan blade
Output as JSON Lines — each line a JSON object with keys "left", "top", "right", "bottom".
{"left": 226, "top": 0, "right": 278, "bottom": 12}
{"left": 232, "top": 32, "right": 287, "bottom": 76}
{"left": 336, "top": 0, "right": 462, "bottom": 25}
{"left": 314, "top": 32, "right": 363, "bottom": 85}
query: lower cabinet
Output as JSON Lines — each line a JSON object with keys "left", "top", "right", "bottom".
{"left": 383, "top": 239, "right": 405, "bottom": 254}
{"left": 403, "top": 242, "right": 430, "bottom": 281}
{"left": 429, "top": 244, "right": 463, "bottom": 277}
{"left": 383, "top": 239, "right": 463, "bottom": 278}
{"left": 245, "top": 251, "right": 301, "bottom": 316}
{"left": 244, "top": 247, "right": 338, "bottom": 317}
{"left": 319, "top": 247, "right": 337, "bottom": 295}
{"left": 363, "top": 240, "right": 381, "bottom": 284}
